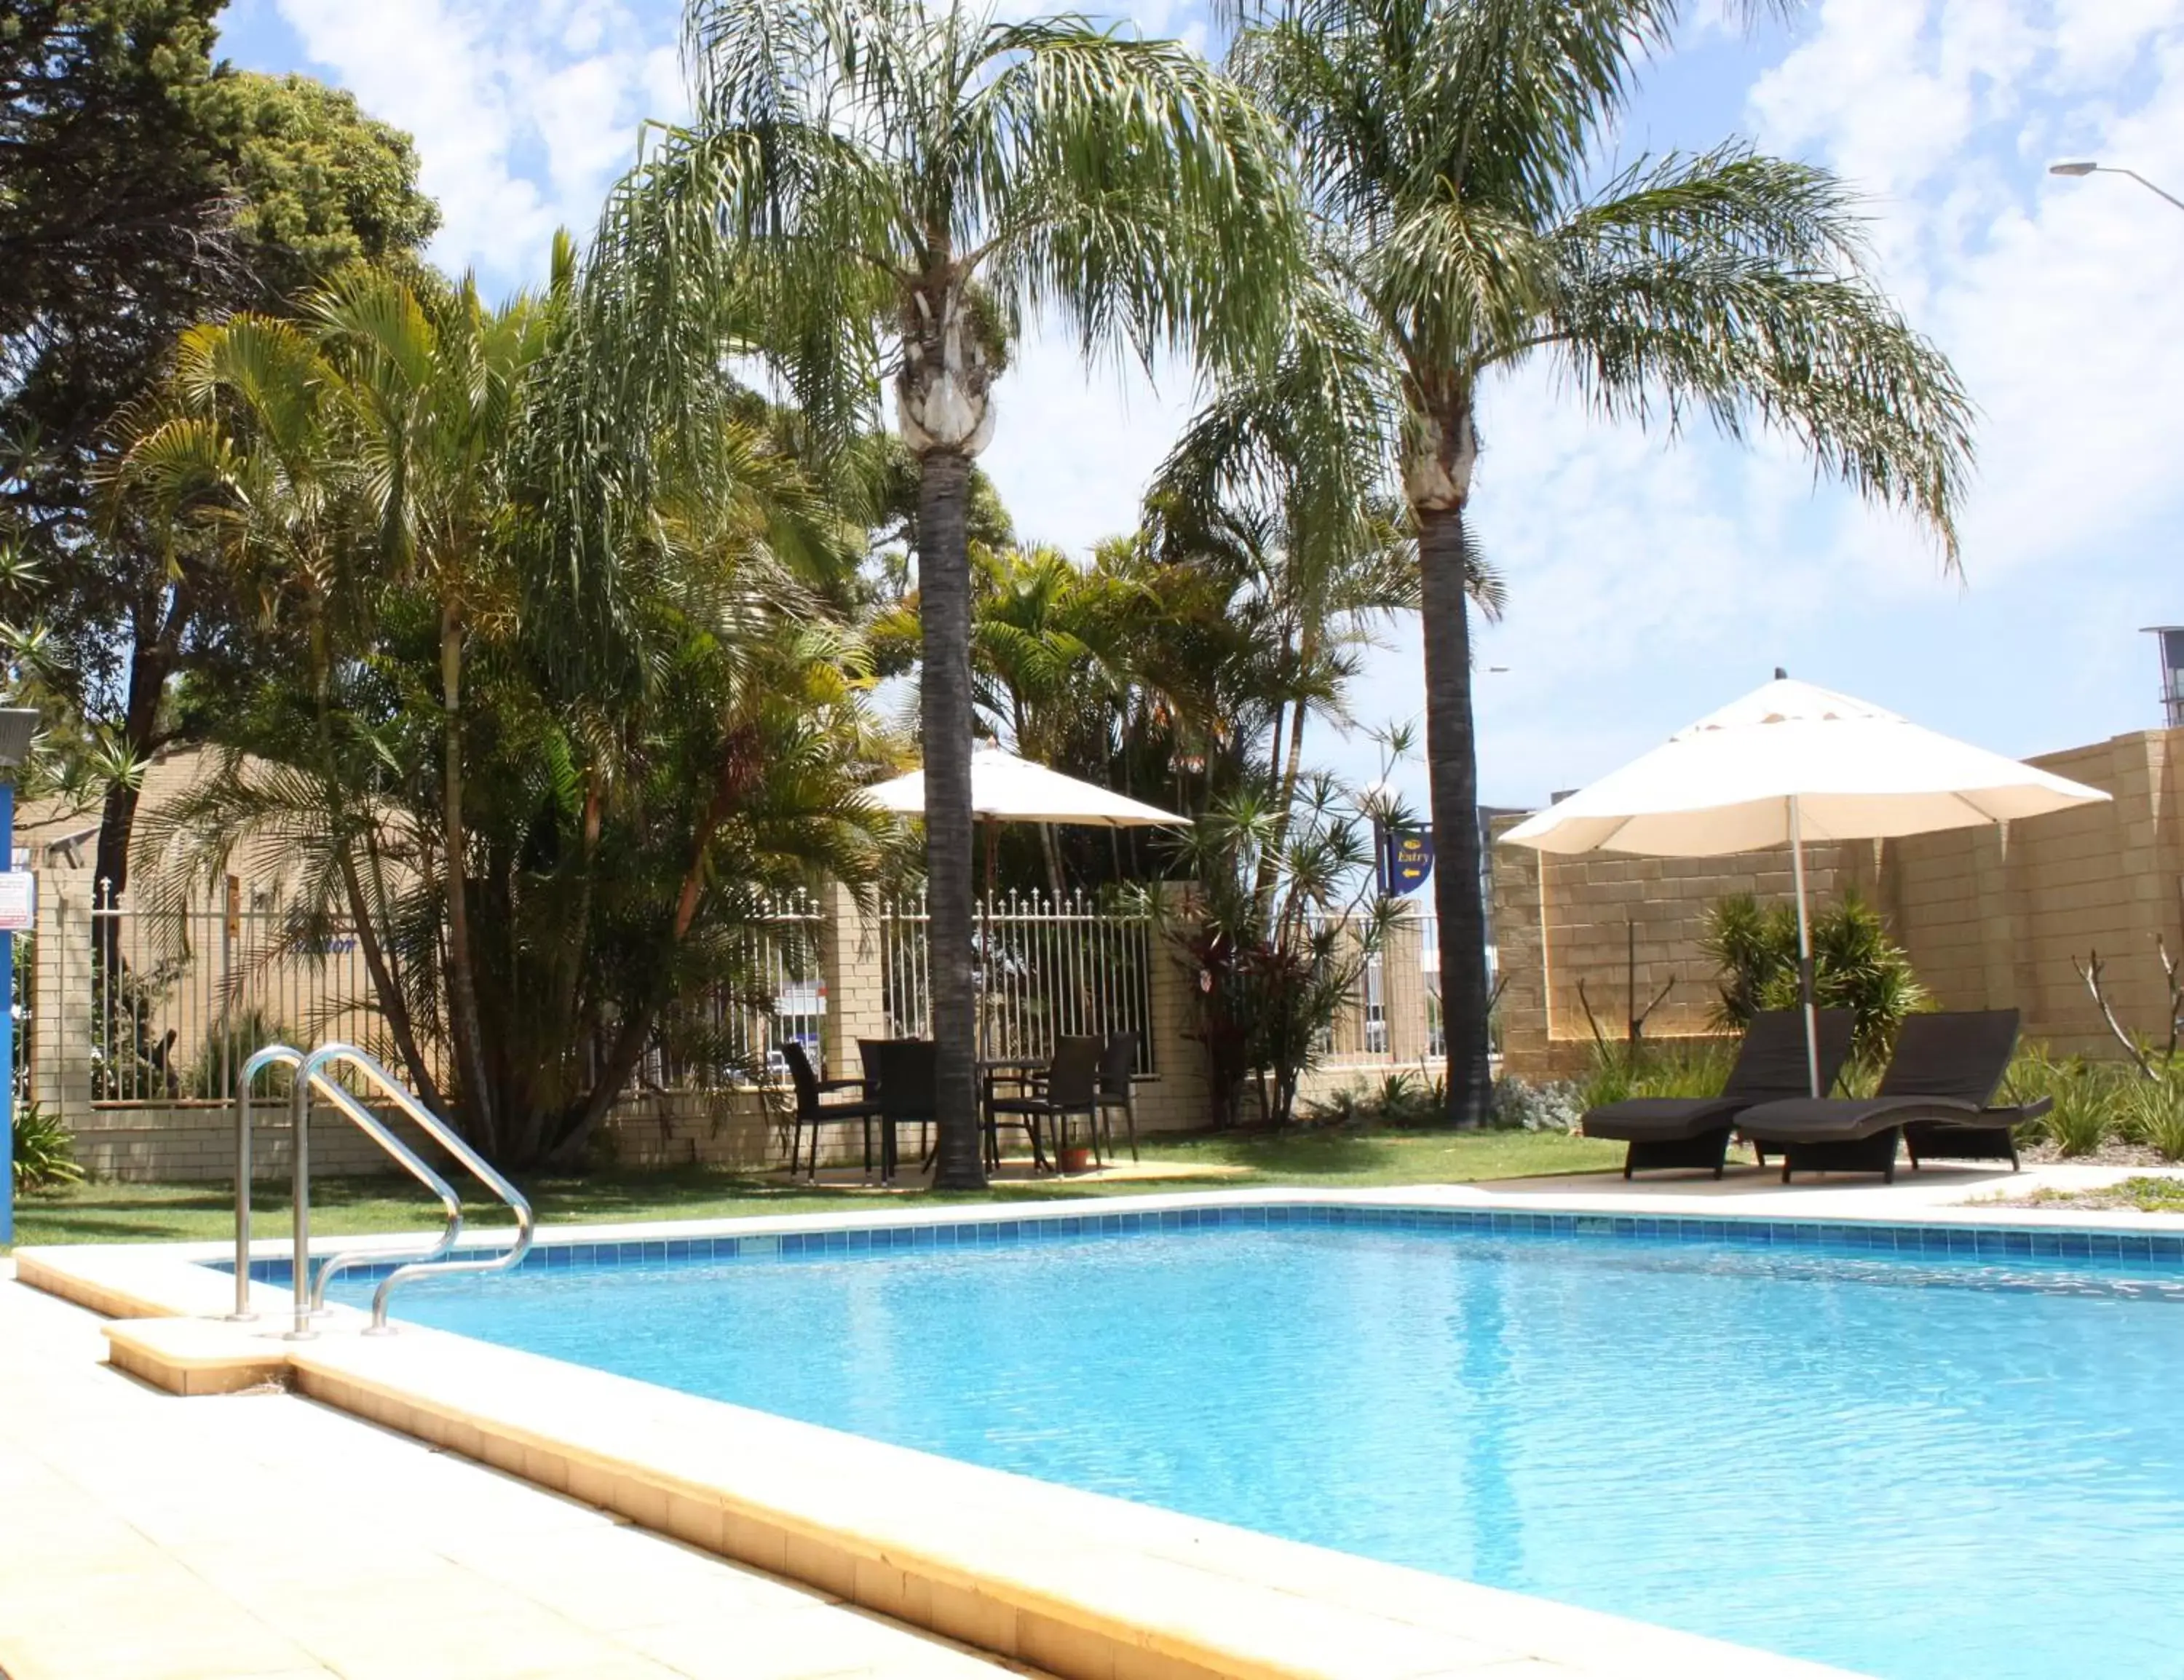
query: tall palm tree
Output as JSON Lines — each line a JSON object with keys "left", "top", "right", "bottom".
{"left": 610, "top": 0, "right": 1300, "bottom": 1185}
{"left": 1230, "top": 0, "right": 1974, "bottom": 1125}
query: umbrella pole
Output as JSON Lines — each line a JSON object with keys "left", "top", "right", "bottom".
{"left": 1788, "top": 795, "right": 1821, "bottom": 1098}
{"left": 981, "top": 815, "right": 997, "bottom": 1062}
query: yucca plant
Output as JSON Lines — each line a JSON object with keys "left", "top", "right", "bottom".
{"left": 1703, "top": 889, "right": 1926, "bottom": 1063}
{"left": 12, "top": 1100, "right": 84, "bottom": 1191}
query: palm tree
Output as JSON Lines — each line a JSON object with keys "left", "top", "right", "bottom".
{"left": 610, "top": 0, "right": 1300, "bottom": 1185}
{"left": 310, "top": 269, "right": 550, "bottom": 1156}
{"left": 1230, "top": 0, "right": 1974, "bottom": 1125}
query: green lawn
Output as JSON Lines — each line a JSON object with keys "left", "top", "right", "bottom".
{"left": 7, "top": 1128, "right": 1621, "bottom": 1248}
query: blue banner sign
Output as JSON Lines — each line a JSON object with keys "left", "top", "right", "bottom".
{"left": 1381, "top": 828, "right": 1433, "bottom": 896}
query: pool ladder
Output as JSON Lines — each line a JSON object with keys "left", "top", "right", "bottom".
{"left": 228, "top": 1042, "right": 534, "bottom": 1337}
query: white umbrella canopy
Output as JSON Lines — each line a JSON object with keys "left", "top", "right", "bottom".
{"left": 866, "top": 745, "right": 1187, "bottom": 828}
{"left": 1500, "top": 678, "right": 2110, "bottom": 857}
{"left": 1499, "top": 676, "right": 2112, "bottom": 1098}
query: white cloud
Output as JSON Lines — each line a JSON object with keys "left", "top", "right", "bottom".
{"left": 274, "top": 0, "right": 686, "bottom": 289}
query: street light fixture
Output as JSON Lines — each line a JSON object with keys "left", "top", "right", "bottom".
{"left": 0, "top": 705, "right": 39, "bottom": 1247}
{"left": 2049, "top": 160, "right": 2184, "bottom": 214}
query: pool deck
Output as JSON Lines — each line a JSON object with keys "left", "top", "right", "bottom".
{"left": 13, "top": 1161, "right": 2183, "bottom": 1680}
{"left": 0, "top": 1270, "right": 1029, "bottom": 1680}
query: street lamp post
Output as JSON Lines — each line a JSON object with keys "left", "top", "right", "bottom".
{"left": 0, "top": 708, "right": 40, "bottom": 1247}
{"left": 2049, "top": 160, "right": 2184, "bottom": 214}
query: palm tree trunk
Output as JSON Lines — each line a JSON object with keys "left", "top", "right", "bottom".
{"left": 918, "top": 448, "right": 986, "bottom": 1189}
{"left": 557, "top": 739, "right": 751, "bottom": 1162}
{"left": 337, "top": 844, "right": 445, "bottom": 1113}
{"left": 1255, "top": 628, "right": 1315, "bottom": 911}
{"left": 439, "top": 606, "right": 497, "bottom": 1153}
{"left": 1417, "top": 503, "right": 1493, "bottom": 1126}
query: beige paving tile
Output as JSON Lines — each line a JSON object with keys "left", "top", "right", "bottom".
{"left": 620, "top": 1602, "right": 1012, "bottom": 1680}
{"left": 0, "top": 1279, "right": 1017, "bottom": 1680}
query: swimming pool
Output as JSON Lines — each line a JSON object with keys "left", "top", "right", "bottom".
{"left": 317, "top": 1206, "right": 2184, "bottom": 1680}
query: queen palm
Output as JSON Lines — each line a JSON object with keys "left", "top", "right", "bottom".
{"left": 1230, "top": 0, "right": 1974, "bottom": 1125}
{"left": 614, "top": 0, "right": 1299, "bottom": 1184}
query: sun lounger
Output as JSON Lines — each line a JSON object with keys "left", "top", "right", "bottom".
{"left": 1738, "top": 1009, "right": 2043, "bottom": 1184}
{"left": 1581, "top": 1009, "right": 1854, "bottom": 1179}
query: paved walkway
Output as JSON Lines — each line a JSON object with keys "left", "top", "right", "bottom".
{"left": 0, "top": 1274, "right": 1026, "bottom": 1680}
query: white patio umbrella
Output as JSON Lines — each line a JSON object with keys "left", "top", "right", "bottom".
{"left": 867, "top": 745, "right": 1189, "bottom": 831}
{"left": 1498, "top": 675, "right": 2112, "bottom": 1095}
{"left": 867, "top": 746, "right": 1188, "bottom": 1055}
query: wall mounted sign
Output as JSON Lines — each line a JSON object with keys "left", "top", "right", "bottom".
{"left": 0, "top": 871, "right": 34, "bottom": 932}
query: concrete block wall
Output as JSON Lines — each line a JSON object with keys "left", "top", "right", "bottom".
{"left": 68, "top": 1101, "right": 459, "bottom": 1184}
{"left": 599, "top": 1090, "right": 787, "bottom": 1171}
{"left": 1491, "top": 819, "right": 1867, "bottom": 1079}
{"left": 1492, "top": 726, "right": 2184, "bottom": 1077}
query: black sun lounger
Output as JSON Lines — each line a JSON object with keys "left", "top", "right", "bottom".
{"left": 1737, "top": 1009, "right": 2049, "bottom": 1184}
{"left": 1581, "top": 1009, "right": 1855, "bottom": 1179}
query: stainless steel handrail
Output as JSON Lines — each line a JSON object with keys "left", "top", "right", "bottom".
{"left": 231, "top": 1041, "right": 534, "bottom": 1336}
{"left": 231, "top": 1042, "right": 299, "bottom": 1320}
{"left": 294, "top": 1042, "right": 534, "bottom": 1334}
{"left": 234, "top": 1044, "right": 467, "bottom": 1334}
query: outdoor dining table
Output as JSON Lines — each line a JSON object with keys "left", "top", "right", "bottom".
{"left": 835, "top": 1046, "right": 1063, "bottom": 1177}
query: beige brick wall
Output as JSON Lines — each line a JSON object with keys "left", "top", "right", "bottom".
{"left": 1492, "top": 727, "right": 2184, "bottom": 1077}
{"left": 68, "top": 1090, "right": 830, "bottom": 1182}
{"left": 71, "top": 1101, "right": 462, "bottom": 1184}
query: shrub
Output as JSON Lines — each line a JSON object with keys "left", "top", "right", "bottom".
{"left": 1490, "top": 1077, "right": 1583, "bottom": 1133}
{"left": 12, "top": 1100, "right": 84, "bottom": 1190}
{"left": 2121, "top": 1076, "right": 2184, "bottom": 1162}
{"left": 1701, "top": 889, "right": 1925, "bottom": 1063}
{"left": 184, "top": 1006, "right": 295, "bottom": 1099}
{"left": 1307, "top": 1069, "right": 1449, "bottom": 1129}
{"left": 1574, "top": 1038, "right": 1738, "bottom": 1115}
{"left": 2009, "top": 1047, "right": 2130, "bottom": 1157}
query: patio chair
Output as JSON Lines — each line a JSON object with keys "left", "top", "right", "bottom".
{"left": 781, "top": 1041, "right": 882, "bottom": 1181}
{"left": 1738, "top": 1009, "right": 2047, "bottom": 1184}
{"left": 1582, "top": 1010, "right": 1854, "bottom": 1179}
{"left": 867, "top": 1038, "right": 938, "bottom": 1184}
{"left": 987, "top": 1036, "right": 1104, "bottom": 1172}
{"left": 1094, "top": 1031, "right": 1140, "bottom": 1163}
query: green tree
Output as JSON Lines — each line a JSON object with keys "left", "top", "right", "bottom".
{"left": 2, "top": 1, "right": 438, "bottom": 903}
{"left": 606, "top": 0, "right": 1302, "bottom": 1185}
{"left": 119, "top": 263, "right": 885, "bottom": 1163}
{"left": 1150, "top": 772, "right": 1398, "bottom": 1126}
{"left": 1228, "top": 0, "right": 1974, "bottom": 1125}
{"left": 207, "top": 71, "right": 441, "bottom": 304}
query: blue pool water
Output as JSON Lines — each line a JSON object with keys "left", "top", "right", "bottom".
{"left": 321, "top": 1217, "right": 2184, "bottom": 1679}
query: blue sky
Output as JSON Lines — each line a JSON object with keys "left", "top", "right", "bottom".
{"left": 212, "top": 0, "right": 2184, "bottom": 816}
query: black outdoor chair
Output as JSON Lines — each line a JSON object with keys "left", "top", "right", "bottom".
{"left": 1094, "top": 1031, "right": 1140, "bottom": 1163}
{"left": 1738, "top": 1009, "right": 2050, "bottom": 1184}
{"left": 1581, "top": 1010, "right": 1855, "bottom": 1179}
{"left": 867, "top": 1038, "right": 938, "bottom": 1184}
{"left": 781, "top": 1040, "right": 881, "bottom": 1181}
{"left": 987, "top": 1036, "right": 1104, "bottom": 1172}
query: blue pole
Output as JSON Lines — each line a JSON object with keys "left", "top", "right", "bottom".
{"left": 1, "top": 776, "right": 14, "bottom": 1247}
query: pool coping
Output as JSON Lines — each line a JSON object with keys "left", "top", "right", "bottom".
{"left": 31, "top": 1178, "right": 2177, "bottom": 1680}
